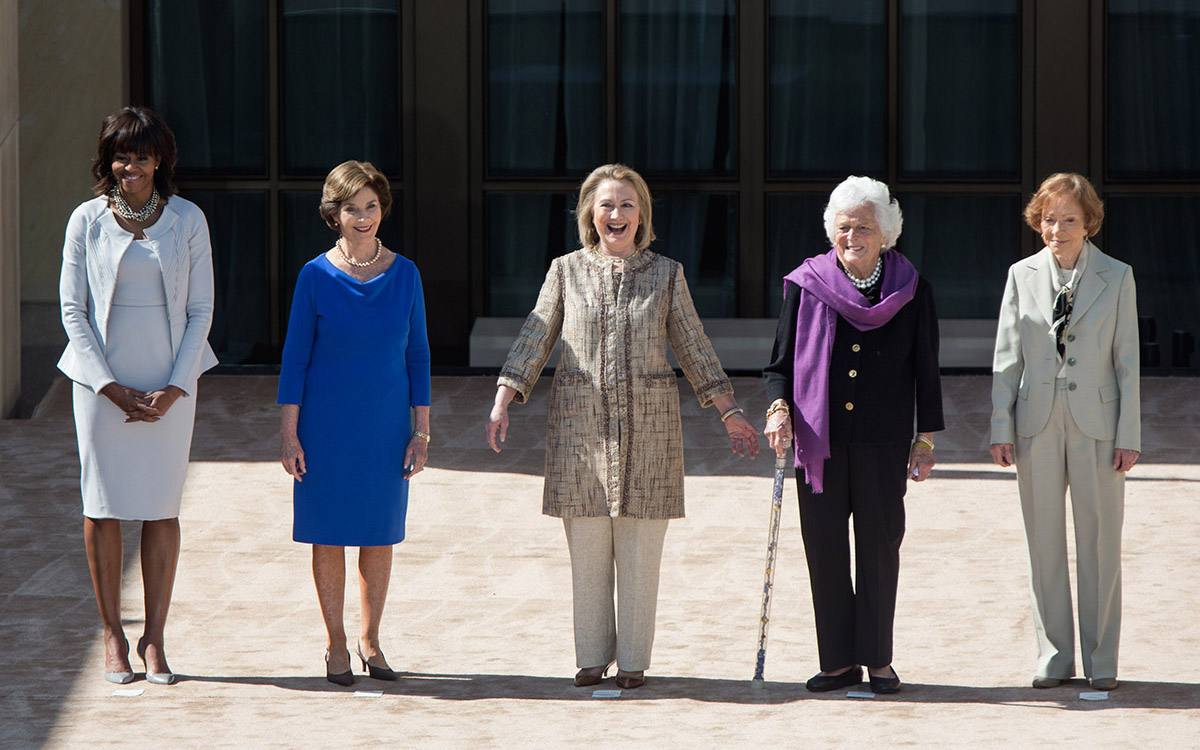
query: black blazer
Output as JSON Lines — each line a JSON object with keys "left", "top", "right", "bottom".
{"left": 763, "top": 276, "right": 945, "bottom": 444}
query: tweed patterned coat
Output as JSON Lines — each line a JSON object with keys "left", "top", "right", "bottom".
{"left": 499, "top": 249, "right": 733, "bottom": 520}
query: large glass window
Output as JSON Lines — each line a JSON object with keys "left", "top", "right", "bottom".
{"left": 619, "top": 0, "right": 737, "bottom": 176}
{"left": 1107, "top": 1, "right": 1200, "bottom": 179}
{"left": 653, "top": 193, "right": 738, "bottom": 316}
{"left": 897, "top": 194, "right": 1021, "bottom": 318}
{"left": 1105, "top": 196, "right": 1200, "bottom": 368}
{"left": 280, "top": 0, "right": 401, "bottom": 176}
{"left": 900, "top": 0, "right": 1020, "bottom": 178}
{"left": 140, "top": 0, "right": 406, "bottom": 365}
{"left": 146, "top": 0, "right": 267, "bottom": 175}
{"left": 487, "top": 0, "right": 603, "bottom": 177}
{"left": 486, "top": 192, "right": 576, "bottom": 316}
{"left": 766, "top": 194, "right": 831, "bottom": 316}
{"left": 769, "top": 1, "right": 886, "bottom": 178}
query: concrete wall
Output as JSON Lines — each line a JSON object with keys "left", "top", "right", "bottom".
{"left": 1, "top": 0, "right": 20, "bottom": 416}
{"left": 19, "top": 0, "right": 123, "bottom": 304}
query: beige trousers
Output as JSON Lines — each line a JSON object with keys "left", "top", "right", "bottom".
{"left": 562, "top": 516, "right": 669, "bottom": 672}
{"left": 1016, "top": 380, "right": 1124, "bottom": 680}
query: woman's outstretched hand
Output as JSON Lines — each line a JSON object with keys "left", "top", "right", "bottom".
{"left": 724, "top": 412, "right": 760, "bottom": 459}
{"left": 486, "top": 385, "right": 518, "bottom": 453}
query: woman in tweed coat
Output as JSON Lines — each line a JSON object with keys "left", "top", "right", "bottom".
{"left": 486, "top": 163, "right": 759, "bottom": 690}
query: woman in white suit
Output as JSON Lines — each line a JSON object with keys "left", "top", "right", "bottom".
{"left": 59, "top": 107, "right": 218, "bottom": 685}
{"left": 990, "top": 173, "right": 1139, "bottom": 692}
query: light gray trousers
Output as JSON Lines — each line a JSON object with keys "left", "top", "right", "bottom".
{"left": 1016, "top": 380, "right": 1124, "bottom": 680}
{"left": 562, "top": 516, "right": 669, "bottom": 672}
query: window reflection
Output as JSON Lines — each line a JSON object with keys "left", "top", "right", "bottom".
{"left": 897, "top": 193, "right": 1020, "bottom": 318}
{"left": 767, "top": 194, "right": 830, "bottom": 317}
{"left": 1107, "top": 1, "right": 1200, "bottom": 179}
{"left": 280, "top": 0, "right": 400, "bottom": 176}
{"left": 652, "top": 193, "right": 738, "bottom": 316}
{"left": 769, "top": 0, "right": 885, "bottom": 178}
{"left": 487, "top": 193, "right": 576, "bottom": 316}
{"left": 901, "top": 0, "right": 1019, "bottom": 178}
{"left": 619, "top": 0, "right": 736, "bottom": 176}
{"left": 147, "top": 0, "right": 267, "bottom": 174}
{"left": 487, "top": 0, "right": 604, "bottom": 176}
{"left": 186, "top": 191, "right": 271, "bottom": 364}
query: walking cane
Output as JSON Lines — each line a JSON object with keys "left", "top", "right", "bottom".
{"left": 751, "top": 448, "right": 789, "bottom": 688}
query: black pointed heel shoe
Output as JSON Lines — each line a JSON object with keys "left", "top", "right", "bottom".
{"left": 326, "top": 650, "right": 355, "bottom": 686}
{"left": 356, "top": 642, "right": 398, "bottom": 681}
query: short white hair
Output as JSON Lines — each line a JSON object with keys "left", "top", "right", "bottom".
{"left": 823, "top": 176, "right": 903, "bottom": 249}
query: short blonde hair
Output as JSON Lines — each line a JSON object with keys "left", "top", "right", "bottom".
{"left": 319, "top": 160, "right": 393, "bottom": 230}
{"left": 1024, "top": 172, "right": 1104, "bottom": 236}
{"left": 575, "top": 163, "right": 656, "bottom": 252}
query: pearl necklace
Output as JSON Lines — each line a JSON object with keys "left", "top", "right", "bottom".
{"left": 843, "top": 258, "right": 882, "bottom": 290}
{"left": 109, "top": 185, "right": 159, "bottom": 223}
{"left": 336, "top": 237, "right": 382, "bottom": 267}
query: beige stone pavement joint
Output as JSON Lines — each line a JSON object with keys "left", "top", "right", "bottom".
{"left": 1, "top": 375, "right": 1198, "bottom": 748}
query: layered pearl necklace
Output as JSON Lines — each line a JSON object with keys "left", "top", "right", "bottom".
{"left": 336, "top": 237, "right": 382, "bottom": 267}
{"left": 843, "top": 258, "right": 882, "bottom": 290}
{"left": 109, "top": 185, "right": 159, "bottom": 223}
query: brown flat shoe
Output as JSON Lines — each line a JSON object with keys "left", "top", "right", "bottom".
{"left": 573, "top": 663, "right": 612, "bottom": 687}
{"left": 614, "top": 670, "right": 645, "bottom": 689}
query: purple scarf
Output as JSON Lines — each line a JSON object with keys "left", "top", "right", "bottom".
{"left": 783, "top": 249, "right": 919, "bottom": 493}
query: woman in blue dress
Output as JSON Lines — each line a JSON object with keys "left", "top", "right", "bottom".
{"left": 278, "top": 160, "right": 431, "bottom": 686}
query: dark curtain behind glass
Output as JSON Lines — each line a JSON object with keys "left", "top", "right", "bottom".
{"left": 147, "top": 1, "right": 267, "bottom": 174}
{"left": 767, "top": 194, "right": 829, "bottom": 316}
{"left": 487, "top": 0, "right": 603, "bottom": 176}
{"left": 769, "top": 0, "right": 885, "bottom": 178}
{"left": 619, "top": 0, "right": 736, "bottom": 176}
{"left": 901, "top": 0, "right": 1019, "bottom": 178}
{"left": 651, "top": 193, "right": 737, "bottom": 317}
{"left": 186, "top": 192, "right": 270, "bottom": 364}
{"left": 1105, "top": 196, "right": 1200, "bottom": 369}
{"left": 1107, "top": 1, "right": 1200, "bottom": 178}
{"left": 898, "top": 194, "right": 1020, "bottom": 318}
{"left": 281, "top": 0, "right": 400, "bottom": 176}
{"left": 487, "top": 193, "right": 576, "bottom": 316}
{"left": 279, "top": 190, "right": 404, "bottom": 343}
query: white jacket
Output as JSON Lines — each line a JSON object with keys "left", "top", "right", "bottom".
{"left": 58, "top": 195, "right": 219, "bottom": 395}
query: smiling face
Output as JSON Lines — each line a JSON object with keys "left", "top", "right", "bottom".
{"left": 1040, "top": 193, "right": 1088, "bottom": 261}
{"left": 111, "top": 151, "right": 161, "bottom": 202}
{"left": 591, "top": 179, "right": 641, "bottom": 258}
{"left": 337, "top": 187, "right": 383, "bottom": 244}
{"left": 833, "top": 205, "right": 884, "bottom": 279}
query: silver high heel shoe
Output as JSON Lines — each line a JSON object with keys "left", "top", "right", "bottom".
{"left": 137, "top": 638, "right": 177, "bottom": 685}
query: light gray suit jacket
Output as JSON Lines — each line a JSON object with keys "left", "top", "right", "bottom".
{"left": 991, "top": 241, "right": 1140, "bottom": 451}
{"left": 58, "top": 196, "right": 219, "bottom": 395}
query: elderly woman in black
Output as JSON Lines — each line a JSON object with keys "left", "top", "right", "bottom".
{"left": 763, "top": 176, "right": 943, "bottom": 694}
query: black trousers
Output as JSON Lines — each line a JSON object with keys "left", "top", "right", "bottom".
{"left": 797, "top": 441, "right": 909, "bottom": 671}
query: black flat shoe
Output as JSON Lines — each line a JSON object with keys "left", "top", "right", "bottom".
{"left": 805, "top": 666, "right": 863, "bottom": 692}
{"left": 325, "top": 650, "right": 354, "bottom": 686}
{"left": 868, "top": 667, "right": 901, "bottom": 694}
{"left": 356, "top": 643, "right": 398, "bottom": 681}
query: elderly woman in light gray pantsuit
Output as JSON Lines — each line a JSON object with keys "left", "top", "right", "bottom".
{"left": 486, "top": 163, "right": 759, "bottom": 690}
{"left": 990, "top": 173, "right": 1140, "bottom": 692}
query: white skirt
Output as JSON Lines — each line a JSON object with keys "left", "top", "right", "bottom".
{"left": 73, "top": 303, "right": 197, "bottom": 520}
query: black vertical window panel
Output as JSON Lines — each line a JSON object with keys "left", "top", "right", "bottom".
{"left": 280, "top": 0, "right": 401, "bottom": 177}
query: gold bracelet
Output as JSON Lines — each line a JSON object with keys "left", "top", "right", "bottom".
{"left": 413, "top": 430, "right": 431, "bottom": 444}
{"left": 765, "top": 399, "right": 790, "bottom": 419}
{"left": 720, "top": 406, "right": 744, "bottom": 423}
{"left": 912, "top": 434, "right": 934, "bottom": 450}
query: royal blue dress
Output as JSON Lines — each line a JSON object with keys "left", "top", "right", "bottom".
{"left": 278, "top": 253, "right": 431, "bottom": 546}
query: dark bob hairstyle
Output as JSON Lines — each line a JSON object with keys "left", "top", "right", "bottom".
{"left": 91, "top": 106, "right": 179, "bottom": 200}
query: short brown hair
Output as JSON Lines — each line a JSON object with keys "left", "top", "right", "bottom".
{"left": 319, "top": 160, "right": 393, "bottom": 230}
{"left": 91, "top": 107, "right": 178, "bottom": 200}
{"left": 1024, "top": 172, "right": 1104, "bottom": 236}
{"left": 575, "top": 163, "right": 656, "bottom": 252}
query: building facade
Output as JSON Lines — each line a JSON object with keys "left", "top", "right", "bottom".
{"left": 8, "top": 0, "right": 1200, "bottom": 414}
